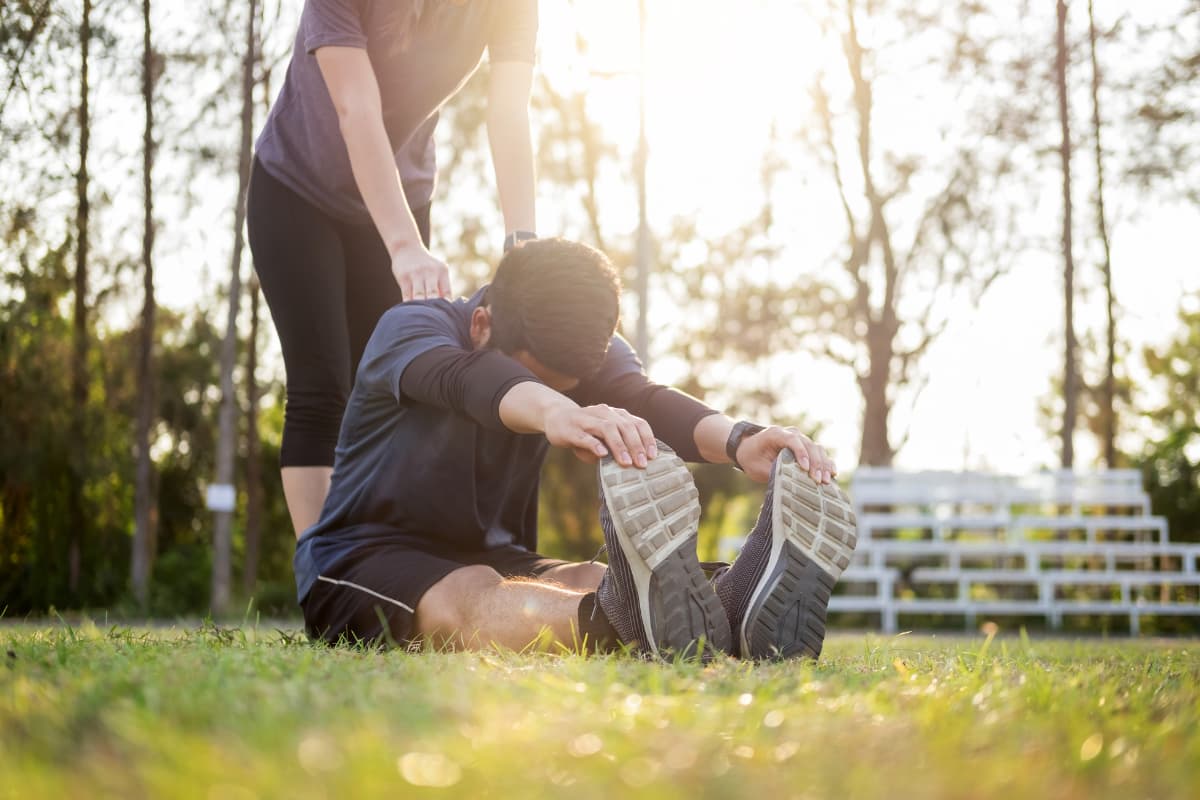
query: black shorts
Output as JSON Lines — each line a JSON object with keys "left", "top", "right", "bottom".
{"left": 301, "top": 541, "right": 571, "bottom": 647}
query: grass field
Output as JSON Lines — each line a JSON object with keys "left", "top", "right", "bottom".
{"left": 2, "top": 622, "right": 1197, "bottom": 799}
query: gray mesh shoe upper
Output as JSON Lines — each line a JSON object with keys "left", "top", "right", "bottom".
{"left": 595, "top": 493, "right": 650, "bottom": 649}
{"left": 714, "top": 460, "right": 778, "bottom": 657}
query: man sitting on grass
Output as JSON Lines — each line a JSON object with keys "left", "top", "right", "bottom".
{"left": 295, "top": 238, "right": 858, "bottom": 659}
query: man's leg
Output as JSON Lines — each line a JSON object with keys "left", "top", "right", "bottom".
{"left": 541, "top": 561, "right": 605, "bottom": 591}
{"left": 414, "top": 565, "right": 596, "bottom": 651}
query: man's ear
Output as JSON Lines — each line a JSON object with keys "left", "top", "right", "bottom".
{"left": 469, "top": 306, "right": 492, "bottom": 349}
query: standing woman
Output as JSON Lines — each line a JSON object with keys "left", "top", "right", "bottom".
{"left": 248, "top": 0, "right": 538, "bottom": 537}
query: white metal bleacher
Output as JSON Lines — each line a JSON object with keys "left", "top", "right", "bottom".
{"left": 830, "top": 468, "right": 1200, "bottom": 634}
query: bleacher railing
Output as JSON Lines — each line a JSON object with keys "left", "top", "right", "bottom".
{"left": 726, "top": 467, "right": 1200, "bottom": 634}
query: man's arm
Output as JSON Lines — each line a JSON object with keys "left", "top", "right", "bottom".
{"left": 575, "top": 338, "right": 837, "bottom": 484}
{"left": 498, "top": 383, "right": 655, "bottom": 469}
{"left": 400, "top": 347, "right": 656, "bottom": 468}
{"left": 598, "top": 380, "right": 837, "bottom": 485}
{"left": 690, "top": 414, "right": 838, "bottom": 486}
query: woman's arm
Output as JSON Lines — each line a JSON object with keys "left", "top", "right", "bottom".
{"left": 487, "top": 60, "right": 537, "bottom": 237}
{"left": 315, "top": 46, "right": 451, "bottom": 300}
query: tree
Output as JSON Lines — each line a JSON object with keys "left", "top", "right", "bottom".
{"left": 211, "top": 0, "right": 258, "bottom": 615}
{"left": 1140, "top": 299, "right": 1200, "bottom": 544}
{"left": 1127, "top": 2, "right": 1200, "bottom": 209}
{"left": 785, "top": 0, "right": 1017, "bottom": 466}
{"left": 1087, "top": 0, "right": 1117, "bottom": 468}
{"left": 242, "top": 275, "right": 263, "bottom": 597}
{"left": 67, "top": 0, "right": 92, "bottom": 596}
{"left": 0, "top": 0, "right": 53, "bottom": 122}
{"left": 1055, "top": 0, "right": 1078, "bottom": 469}
{"left": 131, "top": 0, "right": 158, "bottom": 606}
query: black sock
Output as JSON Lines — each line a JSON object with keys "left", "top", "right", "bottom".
{"left": 577, "top": 592, "right": 619, "bottom": 653}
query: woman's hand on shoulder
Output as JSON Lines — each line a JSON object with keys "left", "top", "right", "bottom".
{"left": 392, "top": 244, "right": 451, "bottom": 301}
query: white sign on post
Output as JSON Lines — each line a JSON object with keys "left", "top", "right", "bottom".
{"left": 205, "top": 483, "right": 237, "bottom": 513}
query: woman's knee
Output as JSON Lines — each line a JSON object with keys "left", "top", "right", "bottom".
{"left": 279, "top": 377, "right": 350, "bottom": 467}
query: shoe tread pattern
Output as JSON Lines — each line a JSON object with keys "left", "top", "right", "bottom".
{"left": 776, "top": 450, "right": 858, "bottom": 578}
{"left": 744, "top": 449, "right": 859, "bottom": 660}
{"left": 600, "top": 451, "right": 730, "bottom": 657}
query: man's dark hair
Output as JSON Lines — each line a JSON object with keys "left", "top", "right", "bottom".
{"left": 486, "top": 238, "right": 621, "bottom": 380}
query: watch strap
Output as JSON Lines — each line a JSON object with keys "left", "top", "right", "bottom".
{"left": 725, "top": 421, "right": 766, "bottom": 471}
{"left": 503, "top": 230, "right": 537, "bottom": 253}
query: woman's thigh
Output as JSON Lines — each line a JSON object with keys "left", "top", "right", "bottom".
{"left": 340, "top": 220, "right": 405, "bottom": 375}
{"left": 247, "top": 161, "right": 354, "bottom": 460}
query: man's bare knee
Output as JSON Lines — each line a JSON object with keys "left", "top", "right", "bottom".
{"left": 541, "top": 561, "right": 605, "bottom": 591}
{"left": 415, "top": 564, "right": 503, "bottom": 638}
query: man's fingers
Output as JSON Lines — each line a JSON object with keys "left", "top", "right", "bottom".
{"left": 633, "top": 416, "right": 657, "bottom": 460}
{"left": 574, "top": 407, "right": 655, "bottom": 468}
{"left": 584, "top": 418, "right": 632, "bottom": 467}
{"left": 601, "top": 421, "right": 632, "bottom": 466}
{"left": 777, "top": 429, "right": 811, "bottom": 471}
{"left": 615, "top": 416, "right": 648, "bottom": 467}
{"left": 779, "top": 429, "right": 822, "bottom": 480}
{"left": 437, "top": 267, "right": 452, "bottom": 298}
{"left": 573, "top": 430, "right": 608, "bottom": 458}
{"left": 811, "top": 444, "right": 830, "bottom": 484}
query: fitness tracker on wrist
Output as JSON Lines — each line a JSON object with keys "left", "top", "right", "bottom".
{"left": 503, "top": 230, "right": 537, "bottom": 253}
{"left": 725, "top": 421, "right": 766, "bottom": 471}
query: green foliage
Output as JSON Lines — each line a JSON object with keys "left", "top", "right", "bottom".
{"left": 0, "top": 234, "right": 130, "bottom": 610}
{"left": 1140, "top": 300, "right": 1200, "bottom": 543}
{"left": 2, "top": 625, "right": 1198, "bottom": 798}
{"left": 0, "top": 219, "right": 294, "bottom": 616}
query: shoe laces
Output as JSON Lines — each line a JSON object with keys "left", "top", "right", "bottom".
{"left": 699, "top": 560, "right": 731, "bottom": 581}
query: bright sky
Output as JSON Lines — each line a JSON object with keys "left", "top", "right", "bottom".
{"left": 145, "top": 0, "right": 1196, "bottom": 474}
{"left": 530, "top": 0, "right": 1199, "bottom": 473}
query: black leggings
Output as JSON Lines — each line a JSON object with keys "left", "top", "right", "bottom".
{"left": 247, "top": 158, "right": 431, "bottom": 467}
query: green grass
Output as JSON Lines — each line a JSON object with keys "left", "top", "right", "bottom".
{"left": 2, "top": 622, "right": 1198, "bottom": 799}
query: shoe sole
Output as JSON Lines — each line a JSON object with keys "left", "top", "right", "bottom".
{"left": 599, "top": 450, "right": 731, "bottom": 658}
{"left": 741, "top": 449, "right": 858, "bottom": 659}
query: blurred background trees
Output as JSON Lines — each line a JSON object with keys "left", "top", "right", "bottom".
{"left": 1, "top": 0, "right": 1197, "bottom": 615}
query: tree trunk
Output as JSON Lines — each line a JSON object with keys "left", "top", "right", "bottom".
{"left": 243, "top": 277, "right": 262, "bottom": 598}
{"left": 69, "top": 0, "right": 92, "bottom": 597}
{"left": 634, "top": 0, "right": 650, "bottom": 364}
{"left": 212, "top": 0, "right": 258, "bottom": 614}
{"left": 1055, "top": 0, "right": 1077, "bottom": 469}
{"left": 859, "top": 326, "right": 894, "bottom": 467}
{"left": 1088, "top": 0, "right": 1117, "bottom": 468}
{"left": 132, "top": 0, "right": 158, "bottom": 607}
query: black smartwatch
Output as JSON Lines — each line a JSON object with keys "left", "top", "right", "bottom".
{"left": 503, "top": 230, "right": 537, "bottom": 253}
{"left": 725, "top": 421, "right": 765, "bottom": 471}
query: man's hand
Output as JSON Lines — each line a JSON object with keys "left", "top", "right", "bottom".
{"left": 736, "top": 426, "right": 837, "bottom": 485}
{"left": 543, "top": 404, "right": 658, "bottom": 468}
{"left": 393, "top": 243, "right": 452, "bottom": 301}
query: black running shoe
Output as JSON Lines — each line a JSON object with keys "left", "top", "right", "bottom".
{"left": 595, "top": 443, "right": 732, "bottom": 659}
{"left": 715, "top": 448, "right": 857, "bottom": 659}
